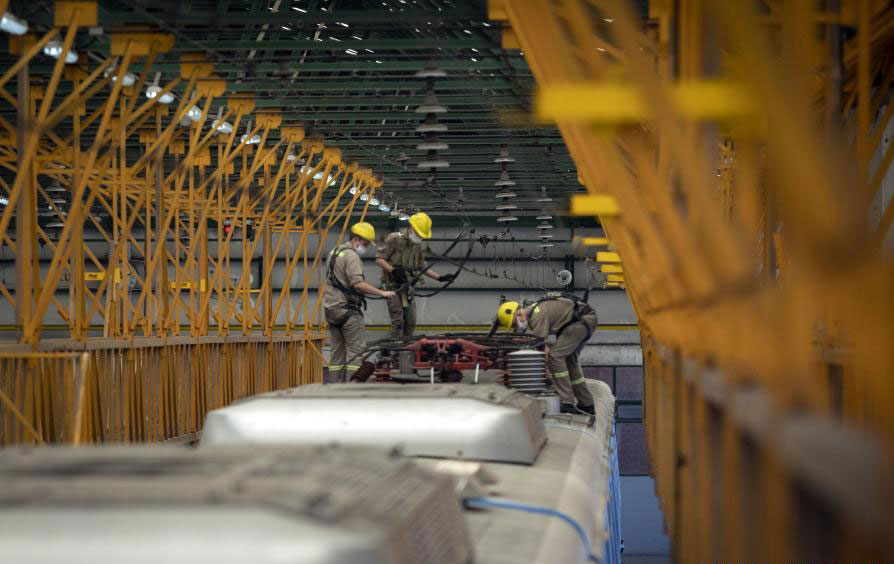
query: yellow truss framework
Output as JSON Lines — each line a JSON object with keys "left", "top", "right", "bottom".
{"left": 0, "top": 12, "right": 380, "bottom": 445}
{"left": 493, "top": 0, "right": 894, "bottom": 561}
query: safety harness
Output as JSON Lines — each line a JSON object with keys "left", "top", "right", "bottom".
{"left": 326, "top": 245, "right": 367, "bottom": 322}
{"left": 531, "top": 291, "right": 597, "bottom": 340}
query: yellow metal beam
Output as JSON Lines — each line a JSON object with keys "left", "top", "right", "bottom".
{"left": 597, "top": 251, "right": 621, "bottom": 263}
{"left": 570, "top": 194, "right": 620, "bottom": 216}
{"left": 600, "top": 264, "right": 623, "bottom": 273}
{"left": 538, "top": 80, "right": 756, "bottom": 123}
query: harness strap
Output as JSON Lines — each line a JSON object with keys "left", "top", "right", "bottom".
{"left": 327, "top": 246, "right": 367, "bottom": 311}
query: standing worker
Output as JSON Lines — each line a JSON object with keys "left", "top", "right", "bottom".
{"left": 497, "top": 293, "right": 597, "bottom": 415}
{"left": 324, "top": 222, "right": 395, "bottom": 382}
{"left": 375, "top": 211, "right": 455, "bottom": 338}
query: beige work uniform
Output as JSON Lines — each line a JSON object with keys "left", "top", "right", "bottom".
{"left": 324, "top": 243, "right": 367, "bottom": 383}
{"left": 525, "top": 297, "right": 597, "bottom": 407}
{"left": 377, "top": 230, "right": 425, "bottom": 338}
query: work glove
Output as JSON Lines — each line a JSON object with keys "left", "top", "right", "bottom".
{"left": 438, "top": 273, "right": 456, "bottom": 283}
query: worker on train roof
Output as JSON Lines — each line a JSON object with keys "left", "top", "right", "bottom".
{"left": 375, "top": 211, "right": 456, "bottom": 339}
{"left": 323, "top": 222, "right": 395, "bottom": 383}
{"left": 498, "top": 294, "right": 598, "bottom": 415}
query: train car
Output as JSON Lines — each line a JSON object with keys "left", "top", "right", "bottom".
{"left": 201, "top": 381, "right": 622, "bottom": 564}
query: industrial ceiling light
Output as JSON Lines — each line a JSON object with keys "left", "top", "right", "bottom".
{"left": 494, "top": 170, "right": 515, "bottom": 186}
{"left": 494, "top": 147, "right": 515, "bottom": 163}
{"left": 539, "top": 232, "right": 554, "bottom": 239}
{"left": 104, "top": 66, "right": 137, "bottom": 86}
{"left": 536, "top": 210, "right": 553, "bottom": 221}
{"left": 349, "top": 185, "right": 358, "bottom": 195}
{"left": 398, "top": 212, "right": 410, "bottom": 221}
{"left": 0, "top": 12, "right": 28, "bottom": 35}
{"left": 360, "top": 193, "right": 370, "bottom": 201}
{"left": 370, "top": 196, "right": 380, "bottom": 206}
{"left": 187, "top": 105, "right": 203, "bottom": 122}
{"left": 240, "top": 120, "right": 261, "bottom": 144}
{"left": 45, "top": 184, "right": 66, "bottom": 193}
{"left": 536, "top": 186, "right": 553, "bottom": 202}
{"left": 43, "top": 40, "right": 78, "bottom": 64}
{"left": 145, "top": 85, "right": 174, "bottom": 103}
{"left": 211, "top": 108, "right": 233, "bottom": 134}
{"left": 0, "top": 195, "right": 8, "bottom": 205}
{"left": 538, "top": 222, "right": 554, "bottom": 230}
{"left": 378, "top": 202, "right": 391, "bottom": 212}
{"left": 214, "top": 120, "right": 233, "bottom": 133}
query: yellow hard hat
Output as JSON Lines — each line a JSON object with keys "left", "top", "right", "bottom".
{"left": 497, "top": 301, "right": 519, "bottom": 330}
{"left": 350, "top": 222, "right": 376, "bottom": 243}
{"left": 408, "top": 211, "right": 432, "bottom": 239}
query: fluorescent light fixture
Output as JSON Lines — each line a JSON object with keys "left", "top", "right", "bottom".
{"left": 0, "top": 195, "right": 8, "bottom": 205}
{"left": 1, "top": 12, "right": 28, "bottom": 35}
{"left": 145, "top": 85, "right": 174, "bottom": 103}
{"left": 603, "top": 17, "right": 614, "bottom": 23}
{"left": 336, "top": 21, "right": 349, "bottom": 27}
{"left": 187, "top": 105, "right": 203, "bottom": 121}
{"left": 47, "top": 221, "right": 65, "bottom": 228}
{"left": 292, "top": 6, "right": 307, "bottom": 12}
{"left": 375, "top": 59, "right": 382, "bottom": 63}
{"left": 345, "top": 48, "right": 357, "bottom": 55}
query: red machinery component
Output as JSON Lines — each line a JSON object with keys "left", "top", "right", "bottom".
{"left": 351, "top": 332, "right": 539, "bottom": 383}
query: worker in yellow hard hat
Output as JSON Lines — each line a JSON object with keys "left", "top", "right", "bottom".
{"left": 324, "top": 222, "right": 396, "bottom": 382}
{"left": 375, "top": 211, "right": 456, "bottom": 338}
{"left": 496, "top": 294, "right": 597, "bottom": 415}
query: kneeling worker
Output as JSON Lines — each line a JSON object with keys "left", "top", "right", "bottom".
{"left": 375, "top": 211, "right": 455, "bottom": 338}
{"left": 497, "top": 294, "right": 597, "bottom": 415}
{"left": 324, "top": 222, "right": 395, "bottom": 382}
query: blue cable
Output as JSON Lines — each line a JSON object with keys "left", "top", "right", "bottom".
{"left": 464, "top": 496, "right": 601, "bottom": 563}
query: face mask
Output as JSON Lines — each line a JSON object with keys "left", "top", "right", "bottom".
{"left": 515, "top": 319, "right": 528, "bottom": 332}
{"left": 352, "top": 242, "right": 369, "bottom": 254}
{"left": 409, "top": 232, "right": 423, "bottom": 244}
